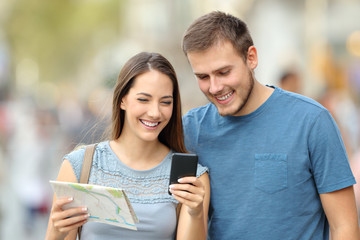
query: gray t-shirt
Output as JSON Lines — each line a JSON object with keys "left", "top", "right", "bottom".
{"left": 64, "top": 141, "right": 208, "bottom": 239}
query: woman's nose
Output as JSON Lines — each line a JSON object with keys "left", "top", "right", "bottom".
{"left": 148, "top": 103, "right": 161, "bottom": 119}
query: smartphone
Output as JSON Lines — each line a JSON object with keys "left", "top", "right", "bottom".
{"left": 168, "top": 153, "right": 198, "bottom": 195}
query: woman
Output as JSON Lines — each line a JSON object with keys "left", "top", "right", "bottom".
{"left": 45, "top": 52, "right": 210, "bottom": 239}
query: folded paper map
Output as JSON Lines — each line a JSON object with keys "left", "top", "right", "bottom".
{"left": 49, "top": 181, "right": 139, "bottom": 230}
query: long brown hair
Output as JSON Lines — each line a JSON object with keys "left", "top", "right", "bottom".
{"left": 182, "top": 11, "right": 254, "bottom": 62}
{"left": 110, "top": 52, "right": 187, "bottom": 153}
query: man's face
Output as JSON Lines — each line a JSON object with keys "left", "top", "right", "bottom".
{"left": 187, "top": 40, "right": 257, "bottom": 116}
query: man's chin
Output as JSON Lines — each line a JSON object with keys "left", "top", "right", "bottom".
{"left": 215, "top": 105, "right": 234, "bottom": 117}
{"left": 215, "top": 103, "right": 243, "bottom": 117}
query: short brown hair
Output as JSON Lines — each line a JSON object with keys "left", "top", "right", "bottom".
{"left": 111, "top": 52, "right": 187, "bottom": 153}
{"left": 182, "top": 11, "right": 254, "bottom": 62}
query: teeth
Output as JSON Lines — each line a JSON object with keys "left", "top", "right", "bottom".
{"left": 217, "top": 91, "right": 233, "bottom": 101}
{"left": 141, "top": 120, "right": 160, "bottom": 127}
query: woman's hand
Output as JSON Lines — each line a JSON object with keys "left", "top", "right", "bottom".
{"left": 169, "top": 176, "right": 205, "bottom": 217}
{"left": 174, "top": 173, "right": 210, "bottom": 240}
{"left": 48, "top": 197, "right": 89, "bottom": 239}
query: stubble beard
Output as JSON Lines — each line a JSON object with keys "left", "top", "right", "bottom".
{"left": 216, "top": 69, "right": 255, "bottom": 117}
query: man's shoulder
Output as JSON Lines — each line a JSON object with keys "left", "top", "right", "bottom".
{"left": 183, "top": 103, "right": 221, "bottom": 125}
{"left": 182, "top": 103, "right": 217, "bottom": 129}
{"left": 183, "top": 103, "right": 215, "bottom": 118}
{"left": 275, "top": 87, "right": 327, "bottom": 113}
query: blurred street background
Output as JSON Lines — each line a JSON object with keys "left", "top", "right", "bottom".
{"left": 0, "top": 0, "right": 360, "bottom": 239}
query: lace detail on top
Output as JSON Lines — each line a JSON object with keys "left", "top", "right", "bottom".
{"left": 64, "top": 141, "right": 208, "bottom": 204}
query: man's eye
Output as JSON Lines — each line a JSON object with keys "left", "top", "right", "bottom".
{"left": 198, "top": 75, "right": 209, "bottom": 80}
{"left": 219, "top": 70, "right": 230, "bottom": 75}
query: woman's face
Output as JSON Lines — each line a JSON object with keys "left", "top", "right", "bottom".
{"left": 120, "top": 70, "right": 174, "bottom": 143}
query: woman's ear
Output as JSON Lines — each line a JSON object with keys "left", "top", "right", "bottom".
{"left": 246, "top": 46, "right": 258, "bottom": 70}
{"left": 120, "top": 99, "right": 126, "bottom": 110}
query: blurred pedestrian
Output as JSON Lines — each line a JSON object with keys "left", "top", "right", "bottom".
{"left": 278, "top": 71, "right": 302, "bottom": 94}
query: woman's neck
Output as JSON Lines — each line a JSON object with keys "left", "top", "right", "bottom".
{"left": 109, "top": 135, "right": 170, "bottom": 170}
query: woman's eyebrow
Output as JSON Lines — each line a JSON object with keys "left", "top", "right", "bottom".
{"left": 161, "top": 95, "right": 173, "bottom": 99}
{"left": 136, "top": 92, "right": 173, "bottom": 99}
{"left": 136, "top": 92, "right": 151, "bottom": 97}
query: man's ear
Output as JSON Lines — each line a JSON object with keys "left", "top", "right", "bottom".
{"left": 246, "top": 46, "right": 258, "bottom": 70}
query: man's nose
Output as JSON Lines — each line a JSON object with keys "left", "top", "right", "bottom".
{"left": 209, "top": 76, "right": 224, "bottom": 95}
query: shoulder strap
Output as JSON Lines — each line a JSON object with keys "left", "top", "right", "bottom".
{"left": 176, "top": 203, "right": 182, "bottom": 220}
{"left": 78, "top": 143, "right": 97, "bottom": 239}
{"left": 79, "top": 143, "right": 97, "bottom": 183}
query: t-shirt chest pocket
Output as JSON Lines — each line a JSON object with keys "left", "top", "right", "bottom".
{"left": 254, "top": 153, "right": 288, "bottom": 194}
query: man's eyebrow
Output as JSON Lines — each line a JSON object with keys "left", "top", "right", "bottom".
{"left": 194, "top": 72, "right": 207, "bottom": 76}
{"left": 194, "top": 65, "right": 232, "bottom": 75}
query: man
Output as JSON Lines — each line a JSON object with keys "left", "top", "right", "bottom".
{"left": 181, "top": 11, "right": 359, "bottom": 239}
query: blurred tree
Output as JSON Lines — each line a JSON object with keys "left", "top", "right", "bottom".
{"left": 4, "top": 0, "right": 124, "bottom": 87}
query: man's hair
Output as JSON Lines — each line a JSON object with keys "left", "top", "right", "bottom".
{"left": 182, "top": 11, "right": 254, "bottom": 62}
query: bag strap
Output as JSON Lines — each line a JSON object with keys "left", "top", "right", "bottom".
{"left": 77, "top": 143, "right": 97, "bottom": 239}
{"left": 79, "top": 144, "right": 97, "bottom": 184}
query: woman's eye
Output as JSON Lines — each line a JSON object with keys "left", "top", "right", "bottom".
{"left": 161, "top": 101, "right": 172, "bottom": 105}
{"left": 137, "top": 98, "right": 148, "bottom": 102}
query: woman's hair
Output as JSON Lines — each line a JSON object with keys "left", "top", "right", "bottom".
{"left": 110, "top": 52, "right": 187, "bottom": 153}
{"left": 182, "top": 11, "right": 254, "bottom": 62}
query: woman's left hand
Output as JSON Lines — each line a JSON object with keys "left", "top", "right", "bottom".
{"left": 169, "top": 177, "right": 205, "bottom": 217}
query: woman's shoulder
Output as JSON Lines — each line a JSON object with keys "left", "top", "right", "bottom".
{"left": 196, "top": 163, "right": 209, "bottom": 177}
{"left": 63, "top": 141, "right": 109, "bottom": 182}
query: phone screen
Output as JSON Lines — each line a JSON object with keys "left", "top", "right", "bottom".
{"left": 168, "top": 153, "right": 198, "bottom": 195}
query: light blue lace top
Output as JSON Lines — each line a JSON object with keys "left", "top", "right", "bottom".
{"left": 64, "top": 141, "right": 208, "bottom": 239}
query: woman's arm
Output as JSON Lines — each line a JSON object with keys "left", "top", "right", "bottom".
{"left": 170, "top": 173, "right": 210, "bottom": 240}
{"left": 45, "top": 159, "right": 89, "bottom": 240}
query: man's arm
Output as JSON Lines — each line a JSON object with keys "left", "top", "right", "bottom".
{"left": 320, "top": 186, "right": 360, "bottom": 240}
